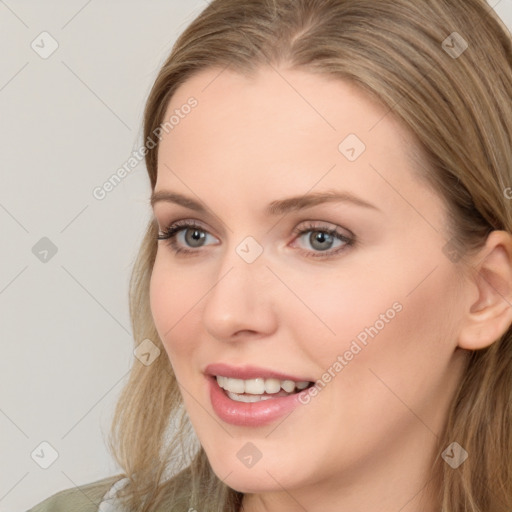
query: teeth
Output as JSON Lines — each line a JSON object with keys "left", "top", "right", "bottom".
{"left": 225, "top": 378, "right": 245, "bottom": 393}
{"left": 281, "top": 380, "right": 296, "bottom": 393}
{"left": 264, "top": 378, "right": 281, "bottom": 394}
{"left": 216, "top": 375, "right": 311, "bottom": 395}
{"left": 226, "top": 391, "right": 275, "bottom": 402}
{"left": 244, "top": 378, "right": 265, "bottom": 394}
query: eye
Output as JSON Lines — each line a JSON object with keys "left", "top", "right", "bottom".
{"left": 156, "top": 220, "right": 218, "bottom": 255}
{"left": 156, "top": 219, "right": 355, "bottom": 259}
{"left": 291, "top": 222, "right": 354, "bottom": 259}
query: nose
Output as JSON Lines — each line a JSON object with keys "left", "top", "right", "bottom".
{"left": 201, "top": 246, "right": 278, "bottom": 342}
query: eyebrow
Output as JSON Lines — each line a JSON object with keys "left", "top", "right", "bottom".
{"left": 150, "top": 190, "right": 380, "bottom": 215}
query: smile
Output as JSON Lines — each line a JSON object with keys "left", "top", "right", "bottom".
{"left": 215, "top": 375, "right": 311, "bottom": 402}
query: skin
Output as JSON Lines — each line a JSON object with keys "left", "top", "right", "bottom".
{"left": 149, "top": 65, "right": 512, "bottom": 512}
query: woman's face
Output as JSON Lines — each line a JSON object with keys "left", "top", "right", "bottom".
{"left": 150, "top": 66, "right": 469, "bottom": 508}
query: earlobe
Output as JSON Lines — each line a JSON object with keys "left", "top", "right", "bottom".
{"left": 458, "top": 230, "right": 512, "bottom": 351}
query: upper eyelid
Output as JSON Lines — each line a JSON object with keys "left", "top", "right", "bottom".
{"left": 158, "top": 219, "right": 348, "bottom": 235}
{"left": 157, "top": 218, "right": 212, "bottom": 234}
{"left": 153, "top": 207, "right": 229, "bottom": 236}
{"left": 293, "top": 220, "right": 353, "bottom": 236}
{"left": 153, "top": 204, "right": 355, "bottom": 232}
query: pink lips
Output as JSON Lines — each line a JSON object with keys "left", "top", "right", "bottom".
{"left": 205, "top": 363, "right": 312, "bottom": 427}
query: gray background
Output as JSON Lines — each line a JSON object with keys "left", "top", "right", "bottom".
{"left": 1, "top": 1, "right": 511, "bottom": 511}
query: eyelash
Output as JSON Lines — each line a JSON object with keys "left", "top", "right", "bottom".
{"left": 156, "top": 220, "right": 355, "bottom": 259}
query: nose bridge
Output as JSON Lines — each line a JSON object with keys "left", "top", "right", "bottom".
{"left": 201, "top": 237, "right": 276, "bottom": 339}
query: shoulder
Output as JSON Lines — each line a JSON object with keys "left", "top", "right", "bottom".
{"left": 27, "top": 475, "right": 127, "bottom": 512}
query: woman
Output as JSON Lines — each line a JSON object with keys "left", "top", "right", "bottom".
{"left": 29, "top": 0, "right": 512, "bottom": 510}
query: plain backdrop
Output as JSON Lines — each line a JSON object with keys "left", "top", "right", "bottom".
{"left": 1, "top": 1, "right": 511, "bottom": 511}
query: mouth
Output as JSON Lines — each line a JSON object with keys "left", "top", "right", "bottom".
{"left": 204, "top": 363, "right": 316, "bottom": 425}
{"left": 215, "top": 375, "right": 314, "bottom": 403}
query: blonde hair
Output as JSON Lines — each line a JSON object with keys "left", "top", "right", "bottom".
{"left": 108, "top": 1, "right": 512, "bottom": 510}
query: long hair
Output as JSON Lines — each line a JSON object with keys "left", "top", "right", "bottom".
{"left": 108, "top": 1, "right": 512, "bottom": 510}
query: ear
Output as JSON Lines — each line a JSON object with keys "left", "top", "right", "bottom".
{"left": 458, "top": 230, "right": 512, "bottom": 350}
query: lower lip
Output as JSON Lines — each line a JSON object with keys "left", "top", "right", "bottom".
{"left": 208, "top": 376, "right": 309, "bottom": 427}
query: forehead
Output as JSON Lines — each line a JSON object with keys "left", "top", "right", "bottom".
{"left": 159, "top": 65, "right": 417, "bottom": 163}
{"left": 163, "top": 65, "right": 410, "bottom": 140}
{"left": 154, "top": 65, "right": 441, "bottom": 224}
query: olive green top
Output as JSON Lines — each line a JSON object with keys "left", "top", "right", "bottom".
{"left": 27, "top": 475, "right": 126, "bottom": 512}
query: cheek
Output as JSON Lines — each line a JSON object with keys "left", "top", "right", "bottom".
{"left": 277, "top": 263, "right": 404, "bottom": 367}
{"left": 149, "top": 254, "right": 201, "bottom": 360}
{"left": 322, "top": 262, "right": 461, "bottom": 425}
{"left": 291, "top": 246, "right": 460, "bottom": 400}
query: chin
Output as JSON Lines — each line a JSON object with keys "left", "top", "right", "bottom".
{"left": 221, "top": 471, "right": 286, "bottom": 494}
{"left": 206, "top": 452, "right": 305, "bottom": 494}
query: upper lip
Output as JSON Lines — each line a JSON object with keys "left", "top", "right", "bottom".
{"left": 205, "top": 363, "right": 312, "bottom": 382}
